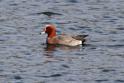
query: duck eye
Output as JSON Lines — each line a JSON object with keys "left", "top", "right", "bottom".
{"left": 43, "top": 28, "right": 46, "bottom": 32}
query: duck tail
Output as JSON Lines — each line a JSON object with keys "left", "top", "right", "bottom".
{"left": 82, "top": 39, "right": 86, "bottom": 45}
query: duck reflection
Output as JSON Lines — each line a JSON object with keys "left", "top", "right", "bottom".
{"left": 45, "top": 44, "right": 57, "bottom": 52}
{"left": 43, "top": 44, "right": 84, "bottom": 57}
{"left": 43, "top": 44, "right": 56, "bottom": 58}
{"left": 43, "top": 44, "right": 85, "bottom": 63}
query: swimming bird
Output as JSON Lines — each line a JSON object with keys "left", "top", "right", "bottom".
{"left": 41, "top": 24, "right": 88, "bottom": 46}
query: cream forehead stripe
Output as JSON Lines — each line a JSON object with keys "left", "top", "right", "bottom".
{"left": 40, "top": 25, "right": 50, "bottom": 34}
{"left": 44, "top": 25, "right": 51, "bottom": 31}
{"left": 45, "top": 25, "right": 51, "bottom": 27}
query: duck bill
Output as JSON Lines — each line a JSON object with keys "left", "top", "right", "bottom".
{"left": 40, "top": 31, "right": 45, "bottom": 35}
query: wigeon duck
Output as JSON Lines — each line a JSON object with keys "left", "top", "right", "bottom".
{"left": 41, "top": 24, "right": 88, "bottom": 46}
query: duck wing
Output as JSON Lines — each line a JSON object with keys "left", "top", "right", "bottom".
{"left": 72, "top": 35, "right": 88, "bottom": 40}
{"left": 57, "top": 35, "right": 73, "bottom": 42}
{"left": 57, "top": 35, "right": 78, "bottom": 46}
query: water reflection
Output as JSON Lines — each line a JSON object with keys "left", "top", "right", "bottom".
{"left": 44, "top": 44, "right": 57, "bottom": 52}
{"left": 43, "top": 44, "right": 62, "bottom": 63}
{"left": 44, "top": 44, "right": 83, "bottom": 52}
{"left": 43, "top": 44, "right": 84, "bottom": 57}
{"left": 43, "top": 44, "right": 84, "bottom": 63}
{"left": 43, "top": 44, "right": 57, "bottom": 58}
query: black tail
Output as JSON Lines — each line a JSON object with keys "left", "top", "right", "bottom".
{"left": 82, "top": 39, "right": 86, "bottom": 45}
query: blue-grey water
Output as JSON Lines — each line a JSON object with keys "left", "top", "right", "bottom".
{"left": 0, "top": 0, "right": 124, "bottom": 83}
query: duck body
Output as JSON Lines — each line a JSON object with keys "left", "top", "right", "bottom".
{"left": 47, "top": 35, "right": 84, "bottom": 46}
{"left": 42, "top": 24, "right": 87, "bottom": 46}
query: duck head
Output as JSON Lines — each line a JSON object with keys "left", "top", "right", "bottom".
{"left": 42, "top": 24, "right": 57, "bottom": 38}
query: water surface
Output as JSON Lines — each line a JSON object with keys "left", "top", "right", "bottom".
{"left": 0, "top": 0, "right": 124, "bottom": 83}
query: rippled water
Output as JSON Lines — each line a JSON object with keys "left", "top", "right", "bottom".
{"left": 0, "top": 0, "right": 124, "bottom": 83}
